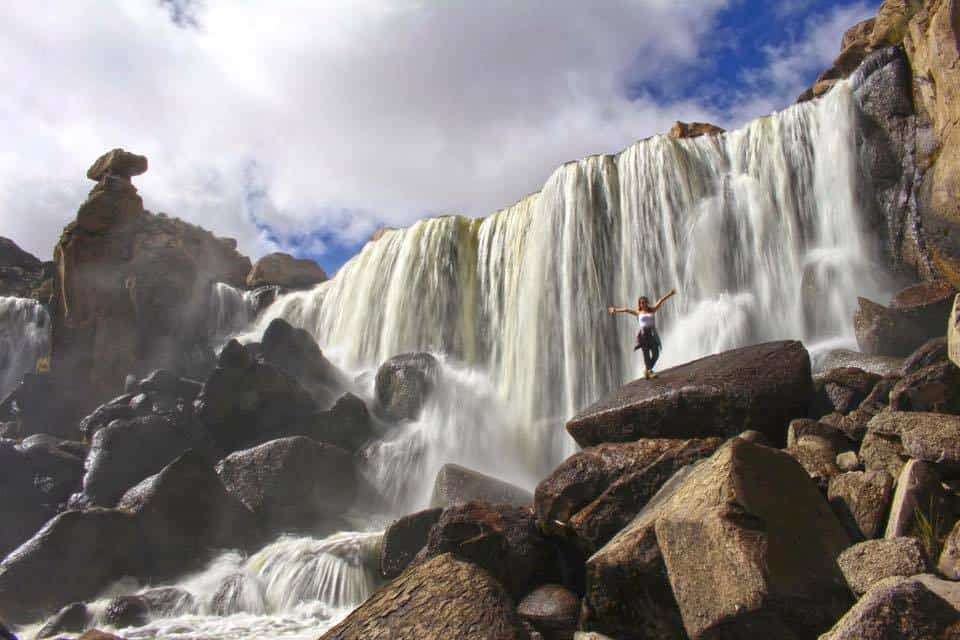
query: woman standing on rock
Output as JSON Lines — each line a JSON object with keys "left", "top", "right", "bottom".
{"left": 608, "top": 289, "right": 676, "bottom": 379}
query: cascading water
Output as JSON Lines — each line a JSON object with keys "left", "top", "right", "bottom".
{"left": 253, "top": 80, "right": 887, "bottom": 478}
{"left": 0, "top": 296, "right": 50, "bottom": 399}
{"left": 208, "top": 282, "right": 260, "bottom": 347}
{"left": 23, "top": 531, "right": 384, "bottom": 640}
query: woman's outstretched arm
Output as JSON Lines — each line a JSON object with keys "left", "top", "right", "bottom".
{"left": 652, "top": 289, "right": 677, "bottom": 311}
{"left": 608, "top": 306, "right": 639, "bottom": 316}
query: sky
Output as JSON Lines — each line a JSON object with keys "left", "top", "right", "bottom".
{"left": 0, "top": 0, "right": 876, "bottom": 274}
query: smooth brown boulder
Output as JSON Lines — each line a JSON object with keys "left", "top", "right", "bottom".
{"left": 246, "top": 252, "right": 327, "bottom": 289}
{"left": 380, "top": 507, "right": 442, "bottom": 579}
{"left": 821, "top": 574, "right": 960, "bottom": 640}
{"left": 901, "top": 337, "right": 949, "bottom": 375}
{"left": 0, "top": 509, "right": 145, "bottom": 624}
{"left": 216, "top": 436, "right": 356, "bottom": 534}
{"left": 828, "top": 470, "right": 895, "bottom": 541}
{"left": 430, "top": 464, "right": 533, "bottom": 508}
{"left": 321, "top": 553, "right": 530, "bottom": 640}
{"left": 854, "top": 296, "right": 940, "bottom": 357}
{"left": 838, "top": 537, "right": 931, "bottom": 595}
{"left": 583, "top": 438, "right": 851, "bottom": 639}
{"left": 567, "top": 341, "right": 812, "bottom": 448}
{"left": 517, "top": 584, "right": 580, "bottom": 640}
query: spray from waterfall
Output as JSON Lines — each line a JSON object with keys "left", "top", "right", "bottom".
{"left": 0, "top": 297, "right": 50, "bottom": 399}
{"left": 249, "top": 81, "right": 886, "bottom": 474}
{"left": 208, "top": 283, "right": 261, "bottom": 348}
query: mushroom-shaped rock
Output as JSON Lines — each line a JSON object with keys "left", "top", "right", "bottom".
{"left": 86, "top": 148, "right": 148, "bottom": 181}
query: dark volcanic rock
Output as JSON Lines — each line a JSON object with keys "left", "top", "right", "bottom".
{"left": 517, "top": 584, "right": 579, "bottom": 640}
{"left": 118, "top": 450, "right": 260, "bottom": 579}
{"left": 414, "top": 502, "right": 562, "bottom": 600}
{"left": 380, "top": 507, "right": 443, "bottom": 579}
{"left": 430, "top": 464, "right": 533, "bottom": 508}
{"left": 79, "top": 413, "right": 204, "bottom": 507}
{"left": 0, "top": 509, "right": 145, "bottom": 624}
{"left": 309, "top": 392, "right": 374, "bottom": 452}
{"left": 215, "top": 436, "right": 356, "bottom": 534}
{"left": 321, "top": 553, "right": 530, "bottom": 640}
{"left": 260, "top": 318, "right": 347, "bottom": 409}
{"left": 35, "top": 602, "right": 90, "bottom": 639}
{"left": 567, "top": 341, "right": 812, "bottom": 448}
{"left": 196, "top": 340, "right": 318, "bottom": 452}
{"left": 583, "top": 438, "right": 851, "bottom": 640}
{"left": 374, "top": 352, "right": 438, "bottom": 422}
{"left": 536, "top": 438, "right": 722, "bottom": 552}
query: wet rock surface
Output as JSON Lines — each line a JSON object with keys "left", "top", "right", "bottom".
{"left": 430, "top": 463, "right": 533, "bottom": 508}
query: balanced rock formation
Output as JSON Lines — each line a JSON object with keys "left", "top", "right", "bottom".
{"left": 50, "top": 149, "right": 251, "bottom": 415}
{"left": 567, "top": 341, "right": 812, "bottom": 448}
{"left": 246, "top": 252, "right": 328, "bottom": 289}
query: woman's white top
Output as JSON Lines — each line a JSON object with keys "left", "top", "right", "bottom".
{"left": 638, "top": 311, "right": 656, "bottom": 330}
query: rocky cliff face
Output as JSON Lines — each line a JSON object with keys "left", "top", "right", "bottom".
{"left": 50, "top": 149, "right": 251, "bottom": 410}
{"left": 804, "top": 0, "right": 960, "bottom": 286}
{"left": 0, "top": 237, "right": 49, "bottom": 299}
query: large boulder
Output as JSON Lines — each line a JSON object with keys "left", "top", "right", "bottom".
{"left": 309, "top": 392, "right": 374, "bottom": 452}
{"left": 838, "top": 537, "right": 931, "bottom": 596}
{"left": 568, "top": 341, "right": 812, "bottom": 448}
{"left": 430, "top": 464, "right": 533, "bottom": 508}
{"left": 260, "top": 318, "right": 347, "bottom": 409}
{"left": 855, "top": 283, "right": 956, "bottom": 357}
{"left": 374, "top": 352, "right": 438, "bottom": 422}
{"left": 380, "top": 507, "right": 443, "bottom": 579}
{"left": 889, "top": 361, "right": 960, "bottom": 414}
{"left": 321, "top": 553, "right": 530, "bottom": 640}
{"left": 828, "top": 470, "right": 896, "bottom": 541}
{"left": 535, "top": 438, "right": 721, "bottom": 552}
{"left": 413, "top": 502, "right": 563, "bottom": 600}
{"left": 820, "top": 575, "right": 960, "bottom": 640}
{"left": 246, "top": 252, "right": 327, "bottom": 289}
{"left": 196, "top": 340, "right": 317, "bottom": 452}
{"left": 666, "top": 121, "right": 725, "bottom": 139}
{"left": 0, "top": 509, "right": 145, "bottom": 624}
{"left": 215, "top": 436, "right": 356, "bottom": 534}
{"left": 901, "top": 337, "right": 949, "bottom": 375}
{"left": 583, "top": 438, "right": 851, "bottom": 639}
{"left": 77, "top": 413, "right": 204, "bottom": 507}
{"left": 51, "top": 150, "right": 251, "bottom": 415}
{"left": 870, "top": 411, "right": 960, "bottom": 472}
{"left": 117, "top": 450, "right": 260, "bottom": 579}
{"left": 812, "top": 367, "right": 882, "bottom": 416}
{"left": 35, "top": 602, "right": 90, "bottom": 639}
{"left": 885, "top": 459, "right": 952, "bottom": 542}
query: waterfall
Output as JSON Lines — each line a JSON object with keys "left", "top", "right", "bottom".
{"left": 252, "top": 80, "right": 886, "bottom": 474}
{"left": 55, "top": 531, "right": 384, "bottom": 640}
{"left": 0, "top": 296, "right": 50, "bottom": 400}
{"left": 208, "top": 283, "right": 260, "bottom": 347}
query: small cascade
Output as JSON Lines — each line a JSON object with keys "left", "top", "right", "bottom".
{"left": 0, "top": 296, "right": 50, "bottom": 399}
{"left": 208, "top": 283, "right": 260, "bottom": 347}
{"left": 76, "top": 531, "right": 384, "bottom": 640}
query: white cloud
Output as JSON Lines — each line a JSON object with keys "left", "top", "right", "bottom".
{"left": 0, "top": 0, "right": 872, "bottom": 267}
